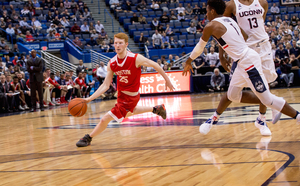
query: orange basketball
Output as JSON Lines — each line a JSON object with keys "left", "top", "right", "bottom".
{"left": 68, "top": 98, "right": 87, "bottom": 117}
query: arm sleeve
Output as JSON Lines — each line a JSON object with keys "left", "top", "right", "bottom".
{"left": 190, "top": 38, "right": 207, "bottom": 60}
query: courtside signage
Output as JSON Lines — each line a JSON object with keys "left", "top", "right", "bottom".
{"left": 139, "top": 71, "right": 190, "bottom": 94}
{"left": 48, "top": 43, "right": 64, "bottom": 49}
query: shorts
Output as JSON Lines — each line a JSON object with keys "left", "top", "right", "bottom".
{"left": 249, "top": 41, "right": 277, "bottom": 83}
{"left": 230, "top": 48, "right": 269, "bottom": 92}
{"left": 108, "top": 91, "right": 140, "bottom": 123}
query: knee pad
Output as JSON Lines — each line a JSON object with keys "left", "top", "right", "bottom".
{"left": 260, "top": 93, "right": 285, "bottom": 111}
{"left": 227, "top": 86, "right": 243, "bottom": 103}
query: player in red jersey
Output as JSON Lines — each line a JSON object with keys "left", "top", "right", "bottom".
{"left": 76, "top": 33, "right": 175, "bottom": 147}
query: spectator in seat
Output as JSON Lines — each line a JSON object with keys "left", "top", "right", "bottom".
{"left": 169, "top": 11, "right": 178, "bottom": 22}
{"left": 17, "top": 73, "right": 30, "bottom": 109}
{"left": 20, "top": 17, "right": 31, "bottom": 28}
{"left": 45, "top": 72, "right": 63, "bottom": 105}
{"left": 74, "top": 72, "right": 87, "bottom": 98}
{"left": 58, "top": 3, "right": 66, "bottom": 14}
{"left": 206, "top": 47, "right": 219, "bottom": 68}
{"left": 83, "top": 70, "right": 94, "bottom": 98}
{"left": 47, "top": 23, "right": 57, "bottom": 33}
{"left": 160, "top": 12, "right": 170, "bottom": 23}
{"left": 190, "top": 16, "right": 198, "bottom": 26}
{"left": 275, "top": 43, "right": 289, "bottom": 60}
{"left": 192, "top": 55, "right": 205, "bottom": 73}
{"left": 99, "top": 28, "right": 107, "bottom": 40}
{"left": 200, "top": 2, "right": 207, "bottom": 14}
{"left": 96, "top": 34, "right": 103, "bottom": 45}
{"left": 185, "top": 3, "right": 193, "bottom": 15}
{"left": 162, "top": 32, "right": 170, "bottom": 49}
{"left": 165, "top": 24, "right": 173, "bottom": 36}
{"left": 62, "top": 30, "right": 69, "bottom": 40}
{"left": 101, "top": 41, "right": 110, "bottom": 52}
{"left": 130, "top": 13, "right": 139, "bottom": 24}
{"left": 139, "top": 32, "right": 150, "bottom": 48}
{"left": 170, "top": 36, "right": 184, "bottom": 48}
{"left": 53, "top": 16, "right": 61, "bottom": 26}
{"left": 136, "top": 0, "right": 147, "bottom": 12}
{"left": 91, "top": 29, "right": 99, "bottom": 39}
{"left": 12, "top": 56, "right": 19, "bottom": 66}
{"left": 10, "top": 10, "right": 21, "bottom": 24}
{"left": 289, "top": 53, "right": 300, "bottom": 70}
{"left": 31, "top": 25, "right": 40, "bottom": 37}
{"left": 209, "top": 68, "right": 225, "bottom": 92}
{"left": 114, "top": 3, "right": 123, "bottom": 12}
{"left": 87, "top": 36, "right": 97, "bottom": 47}
{"left": 196, "top": 21, "right": 205, "bottom": 33}
{"left": 54, "top": 30, "right": 61, "bottom": 41}
{"left": 177, "top": 12, "right": 185, "bottom": 22}
{"left": 175, "top": 3, "right": 185, "bottom": 15}
{"left": 26, "top": 31, "right": 35, "bottom": 42}
{"left": 31, "top": 17, "right": 42, "bottom": 30}
{"left": 46, "top": 11, "right": 55, "bottom": 22}
{"left": 76, "top": 60, "right": 87, "bottom": 76}
{"left": 61, "top": 16, "right": 70, "bottom": 27}
{"left": 151, "top": 17, "right": 160, "bottom": 30}
{"left": 187, "top": 22, "right": 197, "bottom": 34}
{"left": 122, "top": 0, "right": 132, "bottom": 12}
{"left": 290, "top": 40, "right": 300, "bottom": 59}
{"left": 96, "top": 61, "right": 107, "bottom": 85}
{"left": 270, "top": 3, "right": 280, "bottom": 15}
{"left": 0, "top": 74, "right": 15, "bottom": 112}
{"left": 64, "top": 0, "right": 72, "bottom": 9}
{"left": 280, "top": 56, "right": 294, "bottom": 87}
{"left": 71, "top": 22, "right": 81, "bottom": 34}
{"left": 83, "top": 8, "right": 92, "bottom": 20}
{"left": 109, "top": 0, "right": 119, "bottom": 9}
{"left": 152, "top": 29, "right": 163, "bottom": 49}
{"left": 150, "top": 1, "right": 160, "bottom": 11}
{"left": 100, "top": 80, "right": 117, "bottom": 99}
{"left": 92, "top": 64, "right": 99, "bottom": 82}
{"left": 56, "top": 72, "right": 68, "bottom": 103}
{"left": 56, "top": 23, "right": 65, "bottom": 34}
{"left": 138, "top": 14, "right": 147, "bottom": 24}
{"left": 95, "top": 21, "right": 104, "bottom": 33}
{"left": 46, "top": 30, "right": 56, "bottom": 41}
{"left": 21, "top": 6, "right": 31, "bottom": 19}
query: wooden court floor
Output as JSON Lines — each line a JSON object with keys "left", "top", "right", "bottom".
{"left": 1, "top": 88, "right": 300, "bottom": 186}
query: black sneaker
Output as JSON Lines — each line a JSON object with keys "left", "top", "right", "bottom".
{"left": 153, "top": 104, "right": 167, "bottom": 119}
{"left": 76, "top": 134, "right": 92, "bottom": 147}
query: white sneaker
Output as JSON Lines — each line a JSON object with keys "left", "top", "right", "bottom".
{"left": 24, "top": 104, "right": 30, "bottom": 110}
{"left": 19, "top": 105, "right": 25, "bottom": 111}
{"left": 272, "top": 109, "right": 282, "bottom": 124}
{"left": 36, "top": 102, "right": 40, "bottom": 109}
{"left": 43, "top": 103, "right": 48, "bottom": 108}
{"left": 52, "top": 101, "right": 60, "bottom": 106}
{"left": 255, "top": 117, "right": 272, "bottom": 136}
{"left": 199, "top": 116, "right": 219, "bottom": 135}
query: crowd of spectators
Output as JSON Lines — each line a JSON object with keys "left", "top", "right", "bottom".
{"left": 0, "top": 54, "right": 118, "bottom": 113}
{"left": 0, "top": 0, "right": 112, "bottom": 52}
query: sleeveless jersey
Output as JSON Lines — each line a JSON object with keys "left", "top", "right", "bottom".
{"left": 110, "top": 51, "right": 141, "bottom": 92}
{"left": 213, "top": 17, "right": 249, "bottom": 61}
{"left": 234, "top": 0, "right": 269, "bottom": 46}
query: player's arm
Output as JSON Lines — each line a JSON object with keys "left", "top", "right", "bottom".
{"left": 182, "top": 23, "right": 212, "bottom": 76}
{"left": 84, "top": 62, "right": 113, "bottom": 102}
{"left": 219, "top": 46, "right": 231, "bottom": 72}
{"left": 223, "top": 0, "right": 235, "bottom": 18}
{"left": 260, "top": 0, "right": 268, "bottom": 20}
{"left": 136, "top": 54, "right": 175, "bottom": 91}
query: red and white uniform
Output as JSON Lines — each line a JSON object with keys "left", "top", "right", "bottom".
{"left": 45, "top": 77, "right": 61, "bottom": 89}
{"left": 108, "top": 51, "right": 141, "bottom": 123}
{"left": 26, "top": 79, "right": 30, "bottom": 89}
{"left": 66, "top": 79, "right": 75, "bottom": 86}
{"left": 11, "top": 82, "right": 20, "bottom": 90}
{"left": 74, "top": 77, "right": 86, "bottom": 89}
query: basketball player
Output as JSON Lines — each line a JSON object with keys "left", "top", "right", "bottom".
{"left": 182, "top": 0, "right": 300, "bottom": 135}
{"left": 76, "top": 33, "right": 175, "bottom": 147}
{"left": 197, "top": 0, "right": 281, "bottom": 136}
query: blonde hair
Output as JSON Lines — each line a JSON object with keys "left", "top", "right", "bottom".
{"left": 114, "top": 33, "right": 128, "bottom": 43}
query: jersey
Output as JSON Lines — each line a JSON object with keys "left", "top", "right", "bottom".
{"left": 46, "top": 77, "right": 61, "bottom": 89}
{"left": 233, "top": 0, "right": 269, "bottom": 46}
{"left": 66, "top": 79, "right": 75, "bottom": 86}
{"left": 213, "top": 17, "right": 249, "bottom": 61}
{"left": 11, "top": 82, "right": 19, "bottom": 90}
{"left": 74, "top": 77, "right": 86, "bottom": 88}
{"left": 110, "top": 51, "right": 141, "bottom": 92}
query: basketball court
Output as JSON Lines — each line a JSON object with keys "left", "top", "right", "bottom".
{"left": 0, "top": 88, "right": 300, "bottom": 185}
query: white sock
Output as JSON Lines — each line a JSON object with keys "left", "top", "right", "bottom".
{"left": 297, "top": 113, "right": 300, "bottom": 122}
{"left": 259, "top": 112, "right": 266, "bottom": 120}
{"left": 212, "top": 111, "right": 221, "bottom": 120}
{"left": 52, "top": 98, "right": 55, "bottom": 102}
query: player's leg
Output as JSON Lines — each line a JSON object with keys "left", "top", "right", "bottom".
{"left": 125, "top": 104, "right": 166, "bottom": 119}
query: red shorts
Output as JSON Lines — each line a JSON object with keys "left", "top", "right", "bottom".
{"left": 108, "top": 91, "right": 140, "bottom": 123}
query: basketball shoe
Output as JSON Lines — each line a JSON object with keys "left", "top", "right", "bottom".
{"left": 254, "top": 117, "right": 272, "bottom": 136}
{"left": 199, "top": 116, "right": 219, "bottom": 135}
{"left": 153, "top": 104, "right": 166, "bottom": 119}
{"left": 76, "top": 134, "right": 92, "bottom": 147}
{"left": 271, "top": 109, "right": 282, "bottom": 124}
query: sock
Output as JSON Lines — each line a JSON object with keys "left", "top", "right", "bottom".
{"left": 52, "top": 98, "right": 55, "bottom": 102}
{"left": 297, "top": 113, "right": 300, "bottom": 122}
{"left": 293, "top": 111, "right": 299, "bottom": 119}
{"left": 212, "top": 111, "right": 221, "bottom": 120}
{"left": 259, "top": 112, "right": 266, "bottom": 120}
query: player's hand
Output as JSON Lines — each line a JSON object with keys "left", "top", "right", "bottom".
{"left": 165, "top": 80, "right": 175, "bottom": 91}
{"left": 182, "top": 63, "right": 194, "bottom": 76}
{"left": 82, "top": 98, "right": 91, "bottom": 103}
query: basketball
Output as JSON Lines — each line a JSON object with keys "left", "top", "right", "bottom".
{"left": 68, "top": 98, "right": 87, "bottom": 117}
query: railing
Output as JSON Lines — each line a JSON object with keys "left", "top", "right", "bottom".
{"left": 118, "top": 27, "right": 125, "bottom": 33}
{"left": 0, "top": 28, "right": 14, "bottom": 45}
{"left": 66, "top": 38, "right": 82, "bottom": 51}
{"left": 90, "top": 50, "right": 111, "bottom": 67}
{"left": 104, "top": 9, "right": 114, "bottom": 33}
{"left": 174, "top": 52, "right": 191, "bottom": 66}
{"left": 40, "top": 51, "right": 77, "bottom": 77}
